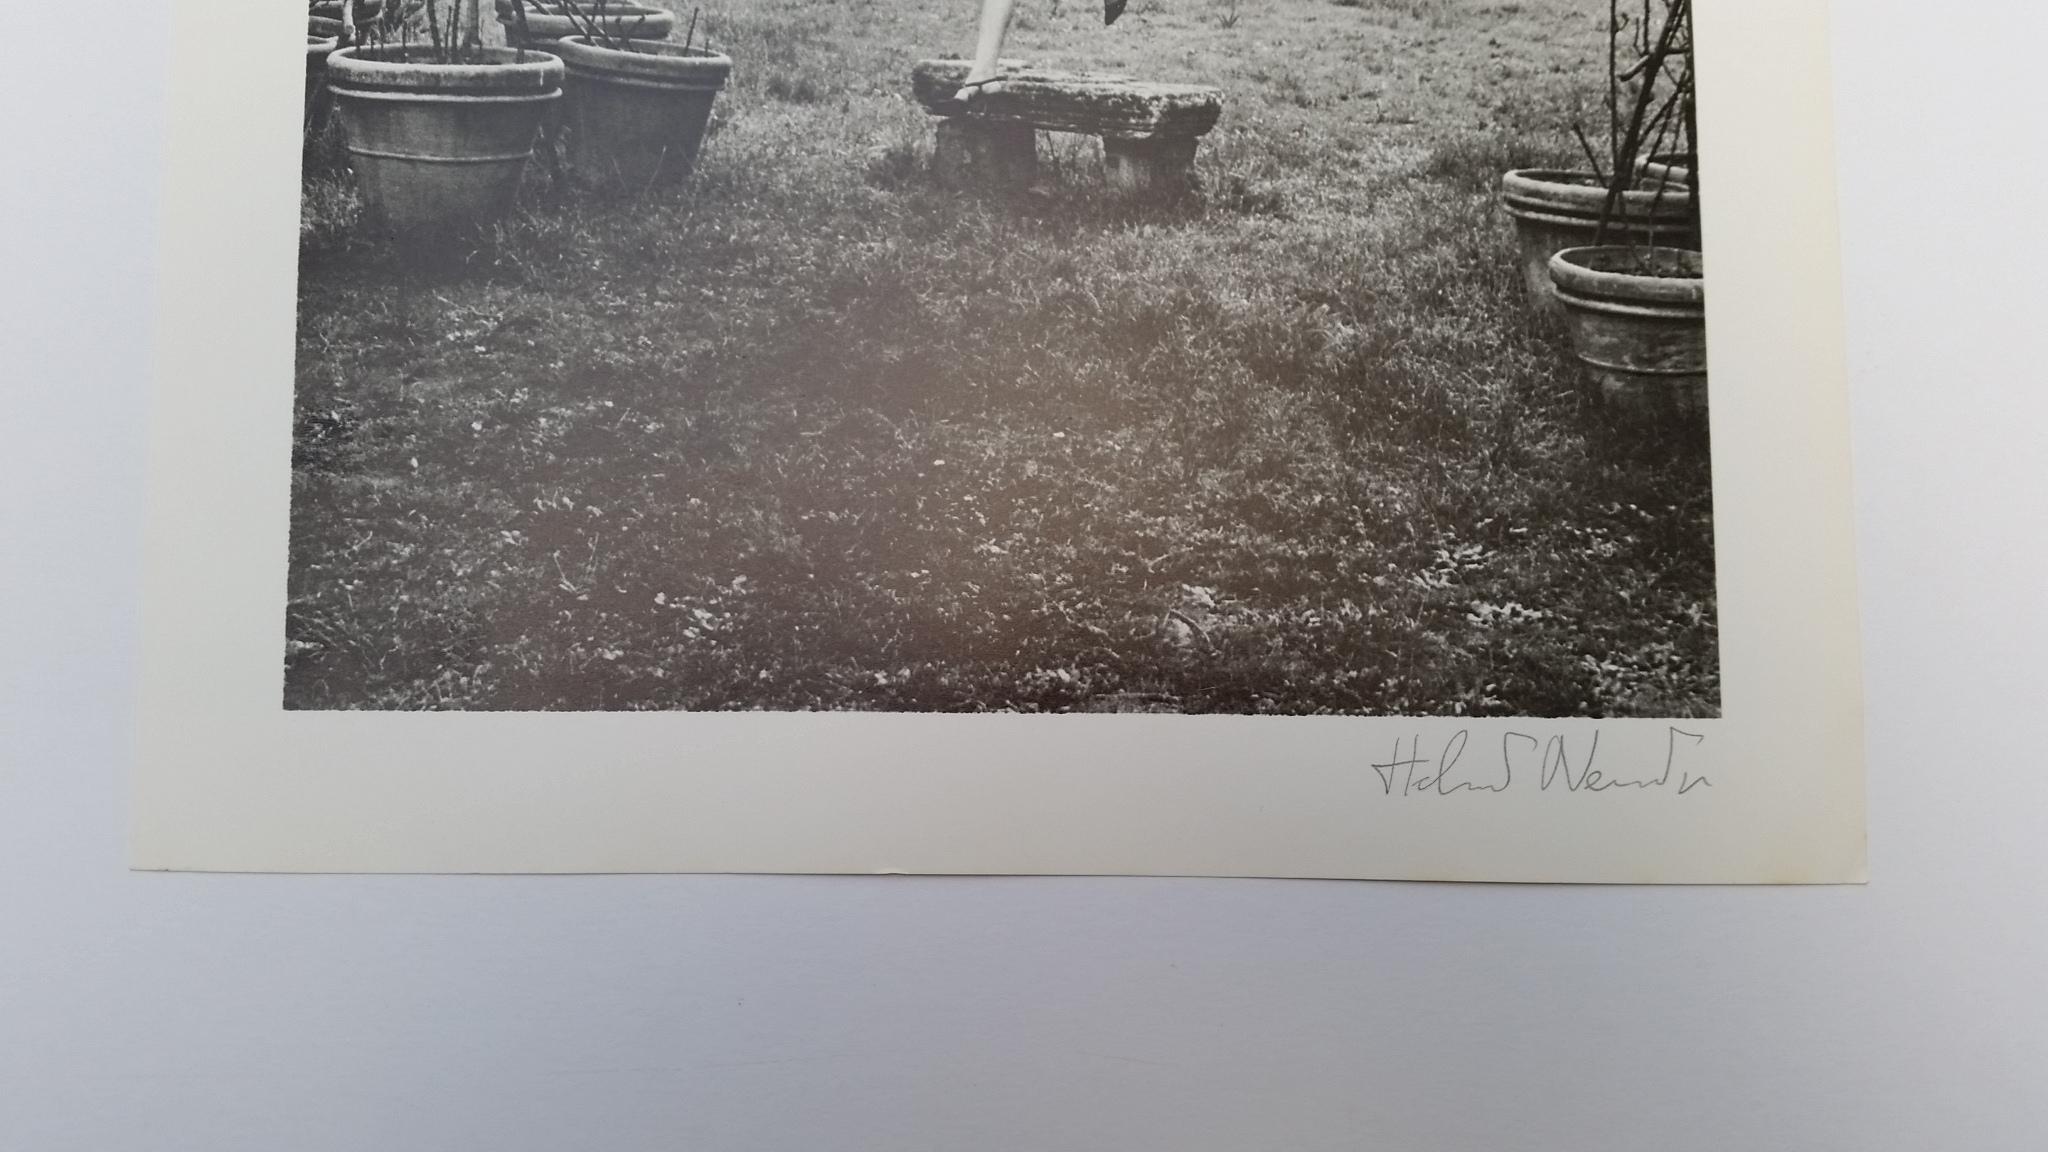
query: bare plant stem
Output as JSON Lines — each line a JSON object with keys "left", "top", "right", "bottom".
{"left": 1596, "top": 0, "right": 1687, "bottom": 247}
{"left": 424, "top": 0, "right": 442, "bottom": 59}
{"left": 1607, "top": 0, "right": 1620, "bottom": 179}
{"left": 1572, "top": 124, "right": 1607, "bottom": 185}
{"left": 556, "top": 0, "right": 623, "bottom": 49}
{"left": 1673, "top": 52, "right": 1700, "bottom": 237}
{"left": 510, "top": 0, "right": 532, "bottom": 60}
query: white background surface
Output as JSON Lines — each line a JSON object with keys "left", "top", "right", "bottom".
{"left": 3, "top": 2, "right": 2043, "bottom": 1148}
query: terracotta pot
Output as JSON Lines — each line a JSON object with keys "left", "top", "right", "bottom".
{"left": 1548, "top": 246, "right": 1706, "bottom": 420}
{"left": 306, "top": 35, "right": 338, "bottom": 133}
{"left": 310, "top": 0, "right": 383, "bottom": 20}
{"left": 554, "top": 36, "right": 731, "bottom": 189}
{"left": 1635, "top": 152, "right": 1695, "bottom": 191}
{"left": 1500, "top": 169, "right": 1696, "bottom": 315}
{"left": 496, "top": 1, "right": 676, "bottom": 46}
{"left": 308, "top": 0, "right": 382, "bottom": 38}
{"left": 325, "top": 45, "right": 564, "bottom": 234}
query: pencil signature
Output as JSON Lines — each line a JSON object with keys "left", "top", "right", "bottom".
{"left": 1369, "top": 727, "right": 1710, "bottom": 797}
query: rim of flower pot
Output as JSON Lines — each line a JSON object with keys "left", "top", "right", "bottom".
{"left": 499, "top": 4, "right": 677, "bottom": 40}
{"left": 1549, "top": 245, "right": 1704, "bottom": 309}
{"left": 554, "top": 36, "right": 734, "bottom": 86}
{"left": 502, "top": 2, "right": 674, "bottom": 19}
{"left": 310, "top": 0, "right": 383, "bottom": 16}
{"left": 327, "top": 45, "right": 565, "bottom": 96}
{"left": 1501, "top": 168, "right": 1694, "bottom": 221}
{"left": 1636, "top": 151, "right": 1695, "bottom": 172}
{"left": 1634, "top": 153, "right": 1696, "bottom": 192}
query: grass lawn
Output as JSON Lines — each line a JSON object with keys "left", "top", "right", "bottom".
{"left": 288, "top": 0, "right": 1719, "bottom": 714}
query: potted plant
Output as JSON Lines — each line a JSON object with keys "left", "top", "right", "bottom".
{"left": 496, "top": 0, "right": 675, "bottom": 47}
{"left": 1501, "top": 0, "right": 1697, "bottom": 314}
{"left": 323, "top": 0, "right": 565, "bottom": 235}
{"left": 549, "top": 5, "right": 732, "bottom": 191}
{"left": 1547, "top": 0, "right": 1706, "bottom": 420}
{"left": 308, "top": 0, "right": 382, "bottom": 40}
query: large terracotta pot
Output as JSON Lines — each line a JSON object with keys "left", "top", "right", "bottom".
{"left": 326, "top": 45, "right": 564, "bottom": 234}
{"left": 554, "top": 36, "right": 732, "bottom": 190}
{"left": 1500, "top": 169, "right": 1696, "bottom": 315}
{"left": 1548, "top": 246, "right": 1706, "bottom": 421}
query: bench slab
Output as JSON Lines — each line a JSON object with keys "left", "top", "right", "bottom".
{"left": 912, "top": 59, "right": 1224, "bottom": 140}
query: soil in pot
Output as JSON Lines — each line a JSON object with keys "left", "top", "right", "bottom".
{"left": 555, "top": 36, "right": 732, "bottom": 191}
{"left": 1548, "top": 245, "right": 1706, "bottom": 421}
{"left": 496, "top": 1, "right": 676, "bottom": 46}
{"left": 325, "top": 44, "right": 564, "bottom": 236}
{"left": 1500, "top": 169, "right": 1696, "bottom": 316}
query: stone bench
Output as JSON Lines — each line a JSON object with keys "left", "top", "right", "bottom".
{"left": 911, "top": 60, "right": 1224, "bottom": 195}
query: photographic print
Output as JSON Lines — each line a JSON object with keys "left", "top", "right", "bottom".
{"left": 288, "top": 0, "right": 1718, "bottom": 717}
{"left": 135, "top": 0, "right": 1863, "bottom": 878}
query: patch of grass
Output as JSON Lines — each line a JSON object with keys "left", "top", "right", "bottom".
{"left": 287, "top": 0, "right": 1717, "bottom": 715}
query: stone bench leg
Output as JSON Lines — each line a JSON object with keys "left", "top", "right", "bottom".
{"left": 1102, "top": 136, "right": 1200, "bottom": 197}
{"left": 933, "top": 118, "right": 1038, "bottom": 189}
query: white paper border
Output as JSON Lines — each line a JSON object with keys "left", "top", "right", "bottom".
{"left": 134, "top": 0, "right": 1865, "bottom": 880}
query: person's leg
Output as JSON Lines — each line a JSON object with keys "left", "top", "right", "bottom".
{"left": 962, "top": 0, "right": 1018, "bottom": 87}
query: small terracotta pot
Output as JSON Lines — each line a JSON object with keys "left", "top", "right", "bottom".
{"left": 1548, "top": 246, "right": 1706, "bottom": 420}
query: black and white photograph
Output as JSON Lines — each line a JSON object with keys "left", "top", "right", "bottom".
{"left": 290, "top": 0, "right": 1715, "bottom": 715}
